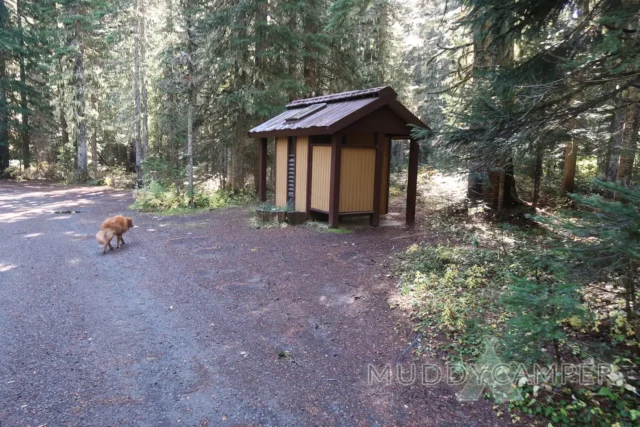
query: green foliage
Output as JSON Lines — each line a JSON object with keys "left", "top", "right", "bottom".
{"left": 502, "top": 254, "right": 585, "bottom": 365}
{"left": 131, "top": 179, "right": 256, "bottom": 213}
{"left": 509, "top": 362, "right": 640, "bottom": 427}
{"left": 535, "top": 180, "right": 640, "bottom": 319}
{"left": 396, "top": 244, "right": 507, "bottom": 361}
{"left": 396, "top": 199, "right": 640, "bottom": 425}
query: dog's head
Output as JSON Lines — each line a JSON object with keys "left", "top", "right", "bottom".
{"left": 126, "top": 217, "right": 134, "bottom": 229}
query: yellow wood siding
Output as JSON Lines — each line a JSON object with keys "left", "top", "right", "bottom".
{"left": 275, "top": 137, "right": 288, "bottom": 207}
{"left": 381, "top": 137, "right": 390, "bottom": 214}
{"left": 310, "top": 145, "right": 331, "bottom": 212}
{"left": 295, "top": 137, "right": 308, "bottom": 212}
{"left": 339, "top": 147, "right": 375, "bottom": 213}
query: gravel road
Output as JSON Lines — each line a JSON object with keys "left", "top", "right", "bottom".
{"left": 0, "top": 182, "right": 499, "bottom": 426}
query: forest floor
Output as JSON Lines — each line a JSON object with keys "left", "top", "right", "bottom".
{"left": 0, "top": 181, "right": 502, "bottom": 426}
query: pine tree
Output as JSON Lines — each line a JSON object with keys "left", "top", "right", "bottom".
{"left": 536, "top": 180, "right": 640, "bottom": 319}
{"left": 503, "top": 255, "right": 584, "bottom": 365}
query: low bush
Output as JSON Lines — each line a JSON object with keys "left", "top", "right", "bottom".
{"left": 395, "top": 182, "right": 640, "bottom": 425}
{"left": 130, "top": 179, "right": 256, "bottom": 212}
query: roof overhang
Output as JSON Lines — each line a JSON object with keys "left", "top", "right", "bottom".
{"left": 248, "top": 86, "right": 428, "bottom": 139}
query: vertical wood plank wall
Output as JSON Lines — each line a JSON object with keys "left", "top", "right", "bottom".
{"left": 275, "top": 137, "right": 288, "bottom": 206}
{"left": 295, "top": 137, "right": 309, "bottom": 212}
{"left": 339, "top": 147, "right": 375, "bottom": 212}
{"left": 310, "top": 145, "right": 332, "bottom": 212}
{"left": 380, "top": 137, "right": 390, "bottom": 214}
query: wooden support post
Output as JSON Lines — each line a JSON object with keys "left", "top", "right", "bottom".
{"left": 258, "top": 137, "right": 267, "bottom": 202}
{"left": 328, "top": 135, "right": 342, "bottom": 228}
{"left": 371, "top": 132, "right": 383, "bottom": 227}
{"left": 406, "top": 138, "right": 419, "bottom": 225}
{"left": 306, "top": 141, "right": 313, "bottom": 215}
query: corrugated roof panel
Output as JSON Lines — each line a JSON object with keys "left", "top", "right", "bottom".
{"left": 286, "top": 86, "right": 389, "bottom": 109}
{"left": 249, "top": 98, "right": 378, "bottom": 135}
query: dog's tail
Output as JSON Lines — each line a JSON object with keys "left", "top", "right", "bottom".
{"left": 96, "top": 228, "right": 114, "bottom": 246}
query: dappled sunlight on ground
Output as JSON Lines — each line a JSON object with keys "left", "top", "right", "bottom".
{"left": 0, "top": 263, "right": 17, "bottom": 272}
{"left": 419, "top": 171, "right": 467, "bottom": 212}
{"left": 0, "top": 182, "right": 128, "bottom": 224}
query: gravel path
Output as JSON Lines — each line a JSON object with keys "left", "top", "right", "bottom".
{"left": 0, "top": 182, "right": 499, "bottom": 426}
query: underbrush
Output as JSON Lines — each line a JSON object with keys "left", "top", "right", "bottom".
{"left": 396, "top": 182, "right": 640, "bottom": 426}
{"left": 130, "top": 180, "right": 256, "bottom": 213}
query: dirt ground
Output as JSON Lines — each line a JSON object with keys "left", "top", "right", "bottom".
{"left": 0, "top": 182, "right": 501, "bottom": 426}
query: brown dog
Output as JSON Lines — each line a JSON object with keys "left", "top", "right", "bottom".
{"left": 96, "top": 216, "right": 134, "bottom": 254}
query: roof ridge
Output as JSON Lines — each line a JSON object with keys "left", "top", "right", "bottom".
{"left": 286, "top": 86, "right": 395, "bottom": 109}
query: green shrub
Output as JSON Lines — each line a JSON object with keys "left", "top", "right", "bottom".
{"left": 130, "top": 180, "right": 256, "bottom": 212}
{"left": 396, "top": 244, "right": 506, "bottom": 361}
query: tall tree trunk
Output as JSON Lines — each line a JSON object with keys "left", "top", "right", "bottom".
{"left": 302, "top": 2, "right": 318, "bottom": 96}
{"left": 91, "top": 128, "right": 98, "bottom": 175}
{"left": 287, "top": 7, "right": 297, "bottom": 102}
{"left": 560, "top": 0, "right": 588, "bottom": 194}
{"left": 0, "top": 0, "right": 9, "bottom": 174}
{"left": 133, "top": 0, "right": 143, "bottom": 186}
{"left": 467, "top": 16, "right": 492, "bottom": 201}
{"left": 497, "top": 167, "right": 505, "bottom": 212}
{"left": 376, "top": 0, "right": 390, "bottom": 86}
{"left": 59, "top": 105, "right": 69, "bottom": 162}
{"left": 532, "top": 142, "right": 543, "bottom": 212}
{"left": 185, "top": 3, "right": 196, "bottom": 204}
{"left": 606, "top": 101, "right": 624, "bottom": 181}
{"left": 165, "top": 0, "right": 176, "bottom": 168}
{"left": 616, "top": 88, "right": 640, "bottom": 193}
{"left": 560, "top": 135, "right": 578, "bottom": 197}
{"left": 187, "top": 102, "right": 194, "bottom": 203}
{"left": 74, "top": 34, "right": 88, "bottom": 172}
{"left": 140, "top": 0, "right": 149, "bottom": 156}
{"left": 18, "top": 0, "right": 30, "bottom": 170}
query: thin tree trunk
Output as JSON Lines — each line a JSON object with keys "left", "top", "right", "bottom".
{"left": 185, "top": 4, "right": 196, "bottom": 204}
{"left": 18, "top": 0, "right": 30, "bottom": 170}
{"left": 91, "top": 128, "right": 98, "bottom": 175}
{"left": 532, "top": 143, "right": 543, "bottom": 212}
{"left": 140, "top": 0, "right": 149, "bottom": 156}
{"left": 59, "top": 104, "right": 69, "bottom": 157}
{"left": 302, "top": 3, "right": 318, "bottom": 95}
{"left": 616, "top": 88, "right": 640, "bottom": 193}
{"left": 606, "top": 101, "right": 624, "bottom": 181}
{"left": 0, "top": 0, "right": 10, "bottom": 173}
{"left": 497, "top": 169, "right": 505, "bottom": 213}
{"left": 560, "top": 0, "right": 588, "bottom": 194}
{"left": 133, "top": 0, "right": 143, "bottom": 186}
{"left": 187, "top": 103, "right": 194, "bottom": 203}
{"left": 74, "top": 34, "right": 88, "bottom": 172}
{"left": 560, "top": 136, "right": 578, "bottom": 197}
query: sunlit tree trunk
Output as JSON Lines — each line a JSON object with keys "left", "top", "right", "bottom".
{"left": 133, "top": 0, "right": 143, "bottom": 186}
{"left": 560, "top": 0, "right": 589, "bottom": 196}
{"left": 560, "top": 134, "right": 578, "bottom": 197}
{"left": 616, "top": 88, "right": 640, "bottom": 193}
{"left": 74, "top": 32, "right": 88, "bottom": 172}
{"left": 606, "top": 101, "right": 624, "bottom": 181}
{"left": 531, "top": 142, "right": 543, "bottom": 212}
{"left": 0, "top": 1, "right": 10, "bottom": 173}
{"left": 140, "top": 0, "right": 149, "bottom": 156}
{"left": 18, "top": 0, "right": 30, "bottom": 170}
{"left": 185, "top": 2, "right": 196, "bottom": 204}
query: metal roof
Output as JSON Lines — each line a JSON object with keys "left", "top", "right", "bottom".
{"left": 248, "top": 86, "right": 427, "bottom": 138}
{"left": 285, "top": 86, "right": 390, "bottom": 109}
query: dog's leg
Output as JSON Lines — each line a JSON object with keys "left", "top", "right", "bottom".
{"left": 116, "top": 234, "right": 121, "bottom": 249}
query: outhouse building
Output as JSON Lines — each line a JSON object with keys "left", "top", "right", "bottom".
{"left": 248, "top": 86, "right": 426, "bottom": 228}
